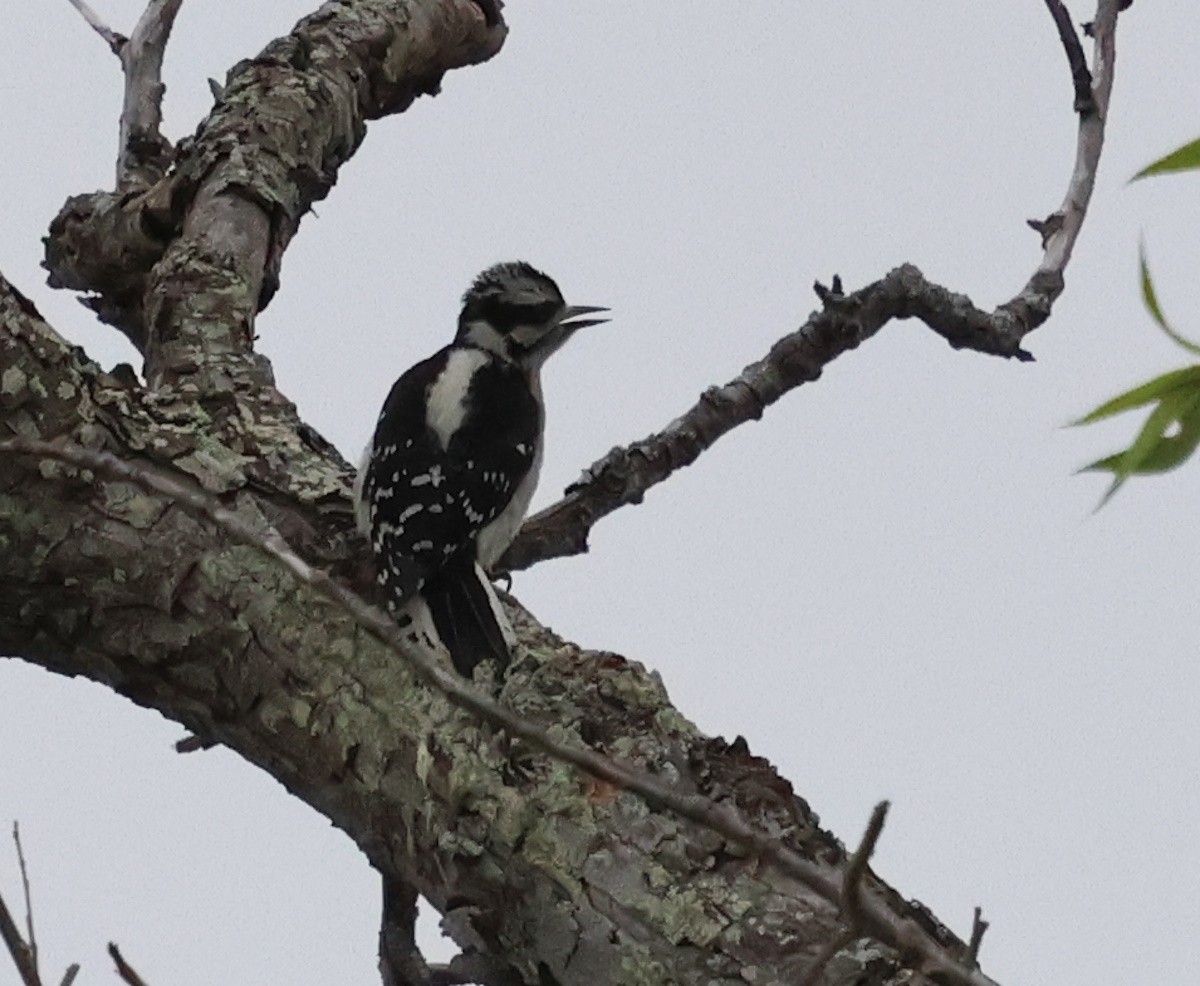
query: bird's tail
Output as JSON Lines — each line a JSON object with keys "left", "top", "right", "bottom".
{"left": 421, "top": 559, "right": 514, "bottom": 677}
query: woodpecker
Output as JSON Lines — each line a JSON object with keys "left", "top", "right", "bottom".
{"left": 356, "top": 262, "right": 607, "bottom": 676}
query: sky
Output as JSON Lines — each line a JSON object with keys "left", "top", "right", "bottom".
{"left": 1, "top": 2, "right": 1197, "bottom": 984}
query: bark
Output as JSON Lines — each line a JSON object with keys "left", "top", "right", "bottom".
{"left": 1, "top": 277, "right": 962, "bottom": 984}
{"left": 7, "top": 0, "right": 1121, "bottom": 982}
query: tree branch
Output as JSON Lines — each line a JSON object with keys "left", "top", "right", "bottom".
{"left": 44, "top": 0, "right": 507, "bottom": 372}
{"left": 116, "top": 0, "right": 184, "bottom": 192}
{"left": 965, "top": 906, "right": 990, "bottom": 968}
{"left": 502, "top": 0, "right": 1128, "bottom": 574}
{"left": 64, "top": 0, "right": 126, "bottom": 53}
{"left": 797, "top": 801, "right": 890, "bottom": 986}
{"left": 5, "top": 3, "right": 1134, "bottom": 982}
{"left": 108, "top": 943, "right": 150, "bottom": 986}
{"left": 1042, "top": 0, "right": 1096, "bottom": 114}
{"left": 0, "top": 826, "right": 41, "bottom": 986}
{"left": 0, "top": 426, "right": 1003, "bottom": 986}
{"left": 12, "top": 825, "right": 36, "bottom": 975}
{"left": 0, "top": 890, "right": 40, "bottom": 986}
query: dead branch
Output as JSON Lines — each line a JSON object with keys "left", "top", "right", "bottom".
{"left": 501, "top": 0, "right": 1128, "bottom": 574}
{"left": 12, "top": 825, "right": 36, "bottom": 974}
{"left": 1042, "top": 0, "right": 1096, "bottom": 114}
{"left": 0, "top": 826, "right": 40, "bottom": 986}
{"left": 108, "top": 944, "right": 150, "bottom": 986}
{"left": 64, "top": 0, "right": 126, "bottom": 52}
{"left": 0, "top": 890, "right": 40, "bottom": 986}
{"left": 966, "top": 907, "right": 990, "bottom": 968}
{"left": 64, "top": 0, "right": 181, "bottom": 189}
{"left": 798, "top": 801, "right": 890, "bottom": 986}
{"left": 0, "top": 435, "right": 1001, "bottom": 986}
{"left": 45, "top": 0, "right": 508, "bottom": 376}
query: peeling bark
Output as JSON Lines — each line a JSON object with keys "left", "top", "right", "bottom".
{"left": 3, "top": 0, "right": 1132, "bottom": 981}
{"left": 1, "top": 276, "right": 964, "bottom": 985}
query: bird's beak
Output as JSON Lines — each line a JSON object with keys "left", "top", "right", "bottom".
{"left": 559, "top": 304, "right": 610, "bottom": 332}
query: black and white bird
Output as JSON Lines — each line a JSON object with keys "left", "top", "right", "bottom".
{"left": 356, "top": 262, "right": 607, "bottom": 676}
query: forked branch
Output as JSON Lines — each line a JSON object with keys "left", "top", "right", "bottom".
{"left": 0, "top": 436, "right": 1000, "bottom": 986}
{"left": 502, "top": 0, "right": 1127, "bottom": 573}
{"left": 64, "top": 0, "right": 183, "bottom": 190}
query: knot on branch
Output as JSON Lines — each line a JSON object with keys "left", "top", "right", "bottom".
{"left": 43, "top": 186, "right": 180, "bottom": 350}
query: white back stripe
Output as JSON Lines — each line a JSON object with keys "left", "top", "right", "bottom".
{"left": 426, "top": 348, "right": 490, "bottom": 450}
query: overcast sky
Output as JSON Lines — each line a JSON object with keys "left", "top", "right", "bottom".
{"left": 1, "top": 2, "right": 1197, "bottom": 984}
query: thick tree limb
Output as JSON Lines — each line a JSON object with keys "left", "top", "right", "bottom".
{"left": 0, "top": 432, "right": 1001, "bottom": 986}
{"left": 1, "top": 1, "right": 1130, "bottom": 983}
{"left": 1, "top": 275, "right": 995, "bottom": 985}
{"left": 501, "top": 0, "right": 1126, "bottom": 573}
{"left": 45, "top": 0, "right": 506, "bottom": 371}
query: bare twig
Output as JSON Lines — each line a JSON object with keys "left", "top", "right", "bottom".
{"left": 1042, "top": 0, "right": 1096, "bottom": 114}
{"left": 1, "top": 828, "right": 80, "bottom": 986}
{"left": 502, "top": 0, "right": 1127, "bottom": 575}
{"left": 966, "top": 907, "right": 990, "bottom": 968}
{"left": 173, "top": 734, "right": 214, "bottom": 753}
{"left": 0, "top": 437, "right": 1000, "bottom": 986}
{"left": 115, "top": 0, "right": 184, "bottom": 190}
{"left": 64, "top": 0, "right": 126, "bottom": 53}
{"left": 108, "top": 943, "right": 149, "bottom": 986}
{"left": 62, "top": 0, "right": 182, "bottom": 189}
{"left": 798, "top": 801, "right": 890, "bottom": 986}
{"left": 0, "top": 879, "right": 40, "bottom": 986}
{"left": 12, "top": 825, "right": 36, "bottom": 973}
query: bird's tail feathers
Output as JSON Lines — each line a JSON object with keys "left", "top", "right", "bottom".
{"left": 422, "top": 561, "right": 513, "bottom": 677}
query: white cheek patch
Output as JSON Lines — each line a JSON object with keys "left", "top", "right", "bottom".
{"left": 508, "top": 323, "right": 548, "bottom": 347}
{"left": 462, "top": 320, "right": 508, "bottom": 357}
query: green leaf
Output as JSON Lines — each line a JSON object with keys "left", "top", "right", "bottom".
{"left": 1082, "top": 388, "right": 1200, "bottom": 507}
{"left": 1071, "top": 364, "right": 1200, "bottom": 425}
{"left": 1139, "top": 243, "right": 1200, "bottom": 356}
{"left": 1131, "top": 136, "right": 1200, "bottom": 181}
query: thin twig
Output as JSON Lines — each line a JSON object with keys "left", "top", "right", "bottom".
{"left": 0, "top": 883, "right": 40, "bottom": 986}
{"left": 502, "top": 0, "right": 1127, "bottom": 575}
{"left": 12, "top": 825, "right": 36, "bottom": 974}
{"left": 59, "top": 966, "right": 80, "bottom": 986}
{"left": 797, "top": 801, "right": 890, "bottom": 986}
{"left": 966, "top": 907, "right": 990, "bottom": 968}
{"left": 1041, "top": 0, "right": 1096, "bottom": 114}
{"left": 64, "top": 0, "right": 126, "bottom": 53}
{"left": 108, "top": 944, "right": 149, "bottom": 986}
{"left": 174, "top": 734, "right": 214, "bottom": 753}
{"left": 0, "top": 437, "right": 1000, "bottom": 986}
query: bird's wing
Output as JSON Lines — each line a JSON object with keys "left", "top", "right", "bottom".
{"left": 361, "top": 350, "right": 537, "bottom": 610}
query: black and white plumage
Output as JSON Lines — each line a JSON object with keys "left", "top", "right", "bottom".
{"left": 356, "top": 262, "right": 607, "bottom": 676}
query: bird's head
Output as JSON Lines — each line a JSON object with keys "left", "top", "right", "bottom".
{"left": 456, "top": 261, "right": 608, "bottom": 370}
